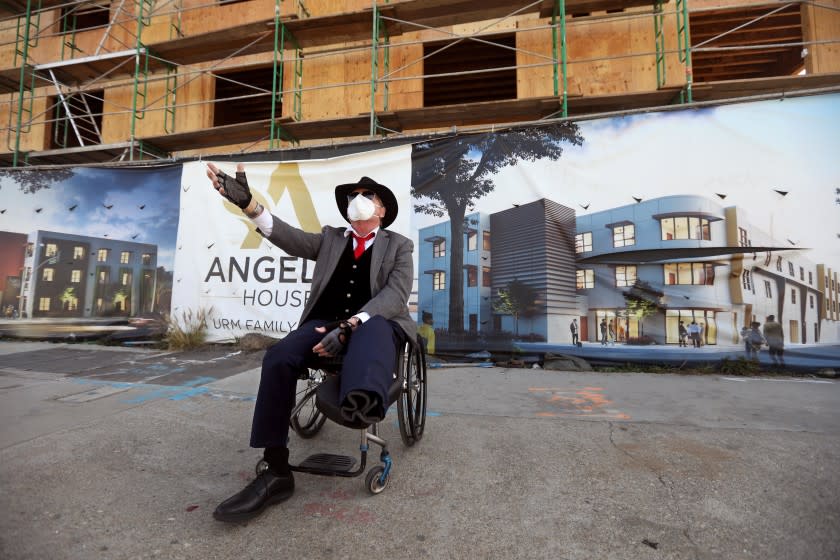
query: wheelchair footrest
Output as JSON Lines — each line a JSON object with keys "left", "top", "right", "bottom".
{"left": 299, "top": 453, "right": 357, "bottom": 473}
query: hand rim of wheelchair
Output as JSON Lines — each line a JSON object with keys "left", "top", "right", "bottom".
{"left": 397, "top": 335, "right": 427, "bottom": 446}
{"left": 290, "top": 370, "right": 327, "bottom": 438}
{"left": 279, "top": 334, "right": 427, "bottom": 494}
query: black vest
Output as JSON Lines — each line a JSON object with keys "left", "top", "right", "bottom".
{"left": 308, "top": 237, "right": 373, "bottom": 321}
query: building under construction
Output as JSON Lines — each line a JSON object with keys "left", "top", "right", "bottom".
{"left": 1, "top": 0, "right": 839, "bottom": 167}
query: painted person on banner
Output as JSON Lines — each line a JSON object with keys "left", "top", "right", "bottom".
{"left": 762, "top": 315, "right": 785, "bottom": 367}
{"left": 740, "top": 324, "right": 752, "bottom": 358}
{"left": 746, "top": 321, "right": 765, "bottom": 360}
{"left": 205, "top": 163, "right": 415, "bottom": 523}
{"left": 687, "top": 320, "right": 701, "bottom": 348}
{"left": 678, "top": 320, "right": 688, "bottom": 347}
{"left": 418, "top": 310, "right": 436, "bottom": 355}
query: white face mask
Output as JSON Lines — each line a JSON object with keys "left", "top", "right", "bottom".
{"left": 347, "top": 194, "right": 377, "bottom": 221}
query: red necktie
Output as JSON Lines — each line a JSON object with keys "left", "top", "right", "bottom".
{"left": 352, "top": 232, "right": 375, "bottom": 260}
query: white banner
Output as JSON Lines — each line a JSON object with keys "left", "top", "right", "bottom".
{"left": 172, "top": 145, "right": 413, "bottom": 341}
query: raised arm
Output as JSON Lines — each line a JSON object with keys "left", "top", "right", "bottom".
{"left": 206, "top": 162, "right": 263, "bottom": 219}
{"left": 206, "top": 162, "right": 322, "bottom": 260}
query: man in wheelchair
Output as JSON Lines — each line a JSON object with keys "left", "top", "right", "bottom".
{"left": 206, "top": 164, "right": 416, "bottom": 523}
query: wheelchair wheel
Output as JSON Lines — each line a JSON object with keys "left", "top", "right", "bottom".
{"left": 365, "top": 465, "right": 389, "bottom": 494}
{"left": 397, "top": 337, "right": 427, "bottom": 446}
{"left": 290, "top": 370, "right": 327, "bottom": 439}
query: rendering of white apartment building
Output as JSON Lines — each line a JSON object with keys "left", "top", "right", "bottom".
{"left": 576, "top": 195, "right": 839, "bottom": 345}
{"left": 417, "top": 195, "right": 839, "bottom": 346}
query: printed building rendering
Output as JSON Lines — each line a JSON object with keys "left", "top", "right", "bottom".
{"left": 417, "top": 195, "right": 840, "bottom": 346}
{"left": 18, "top": 230, "right": 158, "bottom": 318}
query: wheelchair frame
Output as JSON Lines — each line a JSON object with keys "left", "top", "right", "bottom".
{"left": 256, "top": 334, "right": 427, "bottom": 494}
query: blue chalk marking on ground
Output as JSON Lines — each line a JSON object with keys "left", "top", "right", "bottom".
{"left": 70, "top": 377, "right": 236, "bottom": 404}
{"left": 123, "top": 389, "right": 177, "bottom": 404}
{"left": 168, "top": 387, "right": 211, "bottom": 401}
{"left": 122, "top": 376, "right": 217, "bottom": 404}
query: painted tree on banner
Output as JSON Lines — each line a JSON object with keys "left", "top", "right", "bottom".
{"left": 623, "top": 280, "right": 664, "bottom": 338}
{"left": 0, "top": 168, "right": 75, "bottom": 193}
{"left": 411, "top": 123, "right": 584, "bottom": 332}
{"left": 493, "top": 279, "right": 539, "bottom": 337}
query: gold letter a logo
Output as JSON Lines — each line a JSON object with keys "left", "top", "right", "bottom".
{"left": 229, "top": 162, "right": 322, "bottom": 249}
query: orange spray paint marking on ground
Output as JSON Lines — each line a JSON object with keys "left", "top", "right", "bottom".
{"left": 529, "top": 387, "right": 630, "bottom": 420}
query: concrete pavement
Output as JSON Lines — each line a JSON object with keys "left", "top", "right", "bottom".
{"left": 1, "top": 341, "right": 839, "bottom": 559}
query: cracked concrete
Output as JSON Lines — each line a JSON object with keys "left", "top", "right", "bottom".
{"left": 609, "top": 422, "right": 701, "bottom": 559}
{"left": 2, "top": 342, "right": 839, "bottom": 559}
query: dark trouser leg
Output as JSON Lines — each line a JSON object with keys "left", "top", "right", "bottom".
{"left": 249, "top": 320, "right": 329, "bottom": 449}
{"left": 770, "top": 346, "right": 784, "bottom": 365}
{"left": 338, "top": 315, "right": 403, "bottom": 418}
{"left": 214, "top": 324, "right": 328, "bottom": 523}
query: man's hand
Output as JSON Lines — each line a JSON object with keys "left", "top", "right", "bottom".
{"left": 312, "top": 321, "right": 353, "bottom": 357}
{"left": 206, "top": 162, "right": 252, "bottom": 209}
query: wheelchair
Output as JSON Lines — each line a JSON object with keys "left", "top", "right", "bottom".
{"left": 256, "top": 334, "right": 427, "bottom": 494}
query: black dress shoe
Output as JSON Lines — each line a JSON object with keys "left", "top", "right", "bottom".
{"left": 340, "top": 390, "right": 384, "bottom": 424}
{"left": 213, "top": 470, "right": 294, "bottom": 523}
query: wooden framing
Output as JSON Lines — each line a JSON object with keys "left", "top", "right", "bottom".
{"left": 1, "top": 0, "right": 839, "bottom": 165}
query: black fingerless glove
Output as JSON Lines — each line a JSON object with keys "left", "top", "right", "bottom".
{"left": 216, "top": 169, "right": 252, "bottom": 209}
{"left": 319, "top": 320, "right": 353, "bottom": 355}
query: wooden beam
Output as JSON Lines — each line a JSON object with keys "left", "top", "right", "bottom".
{"left": 689, "top": 9, "right": 800, "bottom": 29}
{"left": 33, "top": 50, "right": 169, "bottom": 85}
{"left": 20, "top": 141, "right": 149, "bottom": 165}
{"left": 693, "top": 32, "right": 803, "bottom": 48}
{"left": 137, "top": 119, "right": 289, "bottom": 153}
{"left": 691, "top": 72, "right": 840, "bottom": 100}
{"left": 146, "top": 0, "right": 670, "bottom": 67}
{"left": 691, "top": 56, "right": 781, "bottom": 69}
{"left": 0, "top": 64, "right": 50, "bottom": 95}
{"left": 695, "top": 69, "right": 771, "bottom": 81}
{"left": 691, "top": 24, "right": 803, "bottom": 42}
{"left": 0, "top": 0, "right": 70, "bottom": 18}
{"left": 0, "top": 72, "right": 829, "bottom": 161}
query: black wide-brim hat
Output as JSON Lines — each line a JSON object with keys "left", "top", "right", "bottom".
{"left": 334, "top": 176, "right": 398, "bottom": 229}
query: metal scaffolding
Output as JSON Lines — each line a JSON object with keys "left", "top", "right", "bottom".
{"left": 1, "top": 0, "right": 839, "bottom": 166}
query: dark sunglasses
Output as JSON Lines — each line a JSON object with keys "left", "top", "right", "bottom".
{"left": 347, "top": 190, "right": 376, "bottom": 202}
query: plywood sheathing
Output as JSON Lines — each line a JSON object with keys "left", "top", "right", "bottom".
{"left": 801, "top": 0, "right": 840, "bottom": 74}
{"left": 4, "top": 0, "right": 840, "bottom": 163}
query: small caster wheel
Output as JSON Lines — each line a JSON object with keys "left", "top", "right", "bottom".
{"left": 255, "top": 459, "right": 269, "bottom": 476}
{"left": 365, "top": 465, "right": 389, "bottom": 494}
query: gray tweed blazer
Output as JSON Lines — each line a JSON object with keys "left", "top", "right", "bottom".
{"left": 261, "top": 215, "right": 416, "bottom": 341}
